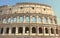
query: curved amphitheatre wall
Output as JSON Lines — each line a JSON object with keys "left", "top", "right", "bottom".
{"left": 0, "top": 2, "right": 55, "bottom": 15}
{"left": 0, "top": 2, "right": 59, "bottom": 38}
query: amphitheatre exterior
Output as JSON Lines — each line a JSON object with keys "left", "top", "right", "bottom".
{"left": 0, "top": 2, "right": 60, "bottom": 38}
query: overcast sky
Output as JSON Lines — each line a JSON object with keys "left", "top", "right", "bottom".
{"left": 0, "top": 0, "right": 60, "bottom": 24}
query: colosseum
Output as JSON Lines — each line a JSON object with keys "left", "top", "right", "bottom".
{"left": 0, "top": 2, "right": 60, "bottom": 38}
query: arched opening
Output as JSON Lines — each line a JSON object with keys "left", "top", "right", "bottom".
{"left": 51, "top": 28, "right": 54, "bottom": 34}
{"left": 20, "top": 7, "right": 23, "bottom": 9}
{"left": 12, "top": 27, "right": 16, "bottom": 34}
{"left": 31, "top": 16, "right": 36, "bottom": 22}
{"left": 45, "top": 28, "right": 48, "bottom": 33}
{"left": 49, "top": 18, "right": 52, "bottom": 24}
{"left": 25, "top": 16, "right": 29, "bottom": 22}
{"left": 25, "top": 27, "right": 29, "bottom": 33}
{"left": 32, "top": 7, "right": 34, "bottom": 9}
{"left": 8, "top": 18, "right": 11, "bottom": 23}
{"left": 43, "top": 17, "right": 47, "bottom": 23}
{"left": 5, "top": 28, "right": 9, "bottom": 34}
{"left": 32, "top": 27, "right": 36, "bottom": 33}
{"left": 14, "top": 17, "right": 17, "bottom": 23}
{"left": 54, "top": 19, "right": 57, "bottom": 24}
{"left": 18, "top": 27, "right": 23, "bottom": 33}
{"left": 56, "top": 29, "right": 58, "bottom": 34}
{"left": 39, "top": 27, "right": 42, "bottom": 33}
{"left": 3, "top": 18, "right": 6, "bottom": 23}
{"left": 19, "top": 16, "right": 23, "bottom": 23}
{"left": 0, "top": 28, "right": 3, "bottom": 34}
{"left": 37, "top": 17, "right": 41, "bottom": 22}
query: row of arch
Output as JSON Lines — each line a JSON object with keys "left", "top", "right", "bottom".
{"left": 2, "top": 16, "right": 57, "bottom": 24}
{"left": 0, "top": 27, "right": 58, "bottom": 34}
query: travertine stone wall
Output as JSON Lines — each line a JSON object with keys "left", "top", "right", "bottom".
{"left": 0, "top": 2, "right": 59, "bottom": 38}
{"left": 0, "top": 3, "right": 55, "bottom": 16}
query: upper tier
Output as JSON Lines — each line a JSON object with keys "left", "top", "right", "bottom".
{"left": 0, "top": 2, "right": 55, "bottom": 16}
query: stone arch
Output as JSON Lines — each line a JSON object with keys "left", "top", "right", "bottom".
{"left": 54, "top": 19, "right": 57, "bottom": 24}
{"left": 56, "top": 28, "right": 58, "bottom": 34}
{"left": 48, "top": 17, "right": 52, "bottom": 24}
{"left": 2, "top": 18, "right": 6, "bottom": 23}
{"left": 13, "top": 17, "right": 17, "bottom": 23}
{"left": 0, "top": 28, "right": 3, "bottom": 34}
{"left": 25, "top": 27, "right": 29, "bottom": 33}
{"left": 31, "top": 16, "right": 36, "bottom": 22}
{"left": 45, "top": 28, "right": 48, "bottom": 33}
{"left": 8, "top": 17, "right": 11, "bottom": 23}
{"left": 37, "top": 16, "right": 41, "bottom": 22}
{"left": 12, "top": 27, "right": 16, "bottom": 34}
{"left": 5, "top": 27, "right": 9, "bottom": 34}
{"left": 32, "top": 27, "right": 36, "bottom": 33}
{"left": 25, "top": 16, "right": 30, "bottom": 22}
{"left": 51, "top": 28, "right": 54, "bottom": 34}
{"left": 19, "top": 16, "right": 23, "bottom": 22}
{"left": 39, "top": 27, "right": 42, "bottom": 33}
{"left": 18, "top": 27, "right": 23, "bottom": 33}
{"left": 43, "top": 17, "right": 47, "bottom": 23}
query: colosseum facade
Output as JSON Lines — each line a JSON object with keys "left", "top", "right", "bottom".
{"left": 0, "top": 2, "right": 59, "bottom": 38}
